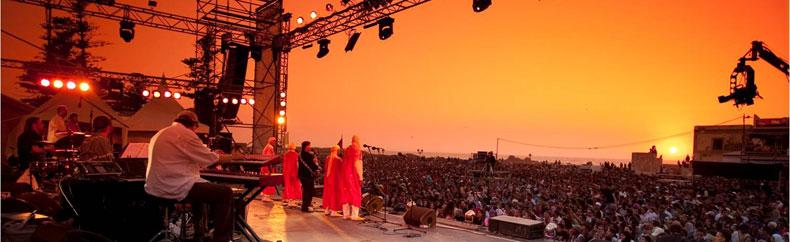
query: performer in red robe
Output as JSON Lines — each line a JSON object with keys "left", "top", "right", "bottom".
{"left": 340, "top": 135, "right": 364, "bottom": 220}
{"left": 281, "top": 143, "right": 302, "bottom": 207}
{"left": 260, "top": 137, "right": 276, "bottom": 202}
{"left": 322, "top": 145, "right": 343, "bottom": 216}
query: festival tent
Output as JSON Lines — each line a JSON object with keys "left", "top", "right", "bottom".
{"left": 126, "top": 97, "right": 210, "bottom": 143}
{"left": 4, "top": 92, "right": 129, "bottom": 159}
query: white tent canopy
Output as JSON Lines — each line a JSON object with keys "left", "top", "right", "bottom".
{"left": 126, "top": 97, "right": 210, "bottom": 134}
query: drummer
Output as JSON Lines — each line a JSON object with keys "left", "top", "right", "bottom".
{"left": 47, "top": 105, "right": 69, "bottom": 142}
{"left": 66, "top": 113, "right": 80, "bottom": 133}
{"left": 79, "top": 116, "right": 114, "bottom": 161}
{"left": 17, "top": 117, "right": 48, "bottom": 170}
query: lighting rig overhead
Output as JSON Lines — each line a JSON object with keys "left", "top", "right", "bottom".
{"left": 39, "top": 78, "right": 91, "bottom": 92}
{"left": 473, "top": 0, "right": 492, "bottom": 12}
{"left": 376, "top": 16, "right": 394, "bottom": 40}
{"left": 345, "top": 31, "right": 361, "bottom": 52}
{"left": 317, "top": 39, "right": 331, "bottom": 58}
{"left": 119, "top": 17, "right": 135, "bottom": 42}
{"left": 215, "top": 95, "right": 255, "bottom": 105}
{"left": 9, "top": 0, "right": 441, "bottom": 152}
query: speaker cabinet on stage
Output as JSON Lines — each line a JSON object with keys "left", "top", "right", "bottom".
{"left": 488, "top": 215, "right": 544, "bottom": 239}
{"left": 117, "top": 158, "right": 147, "bottom": 179}
{"left": 403, "top": 206, "right": 436, "bottom": 228}
{"left": 218, "top": 44, "right": 249, "bottom": 120}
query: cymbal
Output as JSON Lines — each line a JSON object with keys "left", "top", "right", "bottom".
{"left": 1, "top": 212, "right": 50, "bottom": 221}
{"left": 36, "top": 141, "right": 54, "bottom": 145}
{"left": 53, "top": 149, "right": 79, "bottom": 153}
{"left": 56, "top": 131, "right": 86, "bottom": 136}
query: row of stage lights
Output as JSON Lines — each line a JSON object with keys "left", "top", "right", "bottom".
{"left": 277, "top": 91, "right": 286, "bottom": 125}
{"left": 300, "top": 0, "right": 493, "bottom": 58}
{"left": 142, "top": 90, "right": 183, "bottom": 99}
{"left": 40, "top": 79, "right": 91, "bottom": 92}
{"left": 217, "top": 96, "right": 256, "bottom": 105}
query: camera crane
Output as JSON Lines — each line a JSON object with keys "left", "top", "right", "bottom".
{"left": 718, "top": 40, "right": 789, "bottom": 107}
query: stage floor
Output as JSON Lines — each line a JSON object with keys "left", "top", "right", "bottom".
{"left": 245, "top": 200, "right": 548, "bottom": 242}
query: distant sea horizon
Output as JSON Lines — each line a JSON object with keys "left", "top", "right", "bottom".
{"left": 369, "top": 150, "right": 632, "bottom": 165}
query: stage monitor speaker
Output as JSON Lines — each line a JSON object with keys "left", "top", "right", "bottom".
{"left": 403, "top": 206, "right": 436, "bottom": 228}
{"left": 488, "top": 215, "right": 545, "bottom": 239}
{"left": 218, "top": 44, "right": 249, "bottom": 120}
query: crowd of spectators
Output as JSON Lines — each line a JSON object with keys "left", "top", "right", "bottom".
{"left": 361, "top": 154, "right": 789, "bottom": 242}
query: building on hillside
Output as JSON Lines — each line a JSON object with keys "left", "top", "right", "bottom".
{"left": 631, "top": 152, "right": 662, "bottom": 175}
{"left": 692, "top": 115, "right": 789, "bottom": 180}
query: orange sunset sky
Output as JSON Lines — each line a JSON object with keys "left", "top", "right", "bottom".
{"left": 2, "top": 0, "right": 788, "bottom": 161}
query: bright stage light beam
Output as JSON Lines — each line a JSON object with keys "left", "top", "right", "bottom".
{"left": 79, "top": 82, "right": 90, "bottom": 92}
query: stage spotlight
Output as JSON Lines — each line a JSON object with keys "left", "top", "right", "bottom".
{"left": 231, "top": 98, "right": 239, "bottom": 105}
{"left": 142, "top": 90, "right": 150, "bottom": 97}
{"left": 173, "top": 92, "right": 181, "bottom": 99}
{"left": 326, "top": 3, "right": 334, "bottom": 12}
{"left": 40, "top": 79, "right": 51, "bottom": 87}
{"left": 279, "top": 110, "right": 285, "bottom": 116}
{"left": 297, "top": 17, "right": 304, "bottom": 24}
{"left": 53, "top": 80, "right": 64, "bottom": 89}
{"left": 378, "top": 17, "right": 394, "bottom": 40}
{"left": 153, "top": 91, "right": 161, "bottom": 98}
{"left": 79, "top": 82, "right": 90, "bottom": 92}
{"left": 66, "top": 81, "right": 77, "bottom": 90}
{"left": 345, "top": 32, "right": 361, "bottom": 52}
{"left": 240, "top": 98, "right": 247, "bottom": 104}
{"left": 148, "top": 0, "right": 157, "bottom": 7}
{"left": 310, "top": 11, "right": 318, "bottom": 19}
{"left": 317, "top": 39, "right": 331, "bottom": 58}
{"left": 277, "top": 116, "right": 285, "bottom": 125}
{"left": 164, "top": 91, "right": 172, "bottom": 98}
{"left": 280, "top": 92, "right": 286, "bottom": 98}
{"left": 222, "top": 97, "right": 229, "bottom": 104}
{"left": 248, "top": 99, "right": 255, "bottom": 105}
{"left": 119, "top": 19, "right": 135, "bottom": 42}
{"left": 280, "top": 101, "right": 286, "bottom": 107}
{"left": 473, "top": 0, "right": 491, "bottom": 12}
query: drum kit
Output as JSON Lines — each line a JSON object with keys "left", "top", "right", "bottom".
{"left": 31, "top": 131, "right": 89, "bottom": 180}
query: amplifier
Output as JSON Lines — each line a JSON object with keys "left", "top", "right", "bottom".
{"left": 75, "top": 161, "right": 123, "bottom": 177}
{"left": 116, "top": 158, "right": 147, "bottom": 178}
{"left": 488, "top": 215, "right": 544, "bottom": 239}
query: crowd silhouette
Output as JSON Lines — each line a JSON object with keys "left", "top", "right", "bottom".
{"left": 361, "top": 154, "right": 788, "bottom": 242}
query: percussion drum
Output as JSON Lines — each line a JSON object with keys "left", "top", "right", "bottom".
{"left": 361, "top": 193, "right": 384, "bottom": 213}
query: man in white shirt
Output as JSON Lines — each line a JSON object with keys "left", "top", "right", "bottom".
{"left": 47, "top": 105, "right": 69, "bottom": 142}
{"left": 145, "top": 111, "right": 232, "bottom": 242}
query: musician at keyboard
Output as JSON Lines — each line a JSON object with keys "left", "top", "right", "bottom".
{"left": 144, "top": 110, "right": 233, "bottom": 242}
{"left": 79, "top": 116, "right": 114, "bottom": 162}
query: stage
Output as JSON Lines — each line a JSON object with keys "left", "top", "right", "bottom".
{"left": 245, "top": 200, "right": 548, "bottom": 242}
